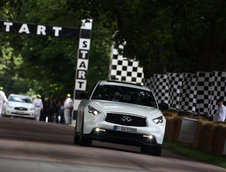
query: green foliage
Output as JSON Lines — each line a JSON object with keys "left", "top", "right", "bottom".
{"left": 0, "top": 0, "right": 225, "bottom": 97}
{"left": 75, "top": 0, "right": 226, "bottom": 75}
{"left": 0, "top": 0, "right": 113, "bottom": 97}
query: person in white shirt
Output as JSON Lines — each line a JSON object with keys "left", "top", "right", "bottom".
{"left": 213, "top": 99, "right": 226, "bottom": 122}
{"left": 64, "top": 94, "right": 73, "bottom": 124}
{"left": 0, "top": 87, "right": 9, "bottom": 117}
{"left": 33, "top": 94, "right": 43, "bottom": 121}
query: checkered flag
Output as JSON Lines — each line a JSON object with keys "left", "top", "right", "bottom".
{"left": 180, "top": 73, "right": 197, "bottom": 113}
{"left": 109, "top": 44, "right": 144, "bottom": 85}
{"left": 208, "top": 71, "right": 226, "bottom": 115}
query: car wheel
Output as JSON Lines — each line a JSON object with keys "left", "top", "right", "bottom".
{"left": 73, "top": 127, "right": 80, "bottom": 145}
{"left": 141, "top": 145, "right": 162, "bottom": 156}
{"left": 79, "top": 134, "right": 92, "bottom": 146}
{"left": 78, "top": 122, "right": 92, "bottom": 146}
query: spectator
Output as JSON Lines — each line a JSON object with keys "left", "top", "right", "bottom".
{"left": 48, "top": 97, "right": 55, "bottom": 122}
{"left": 33, "top": 94, "right": 43, "bottom": 121}
{"left": 0, "top": 87, "right": 9, "bottom": 117}
{"left": 64, "top": 94, "right": 73, "bottom": 124}
{"left": 52, "top": 98, "right": 59, "bottom": 123}
{"left": 40, "top": 97, "right": 48, "bottom": 122}
{"left": 58, "top": 97, "right": 65, "bottom": 124}
{"left": 213, "top": 99, "right": 226, "bottom": 122}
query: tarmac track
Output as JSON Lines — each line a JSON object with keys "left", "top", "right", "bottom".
{"left": 0, "top": 117, "right": 225, "bottom": 172}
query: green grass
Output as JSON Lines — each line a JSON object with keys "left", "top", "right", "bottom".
{"left": 163, "top": 140, "right": 226, "bottom": 168}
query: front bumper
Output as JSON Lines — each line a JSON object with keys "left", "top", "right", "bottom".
{"left": 5, "top": 108, "right": 35, "bottom": 119}
{"left": 89, "top": 128, "right": 159, "bottom": 147}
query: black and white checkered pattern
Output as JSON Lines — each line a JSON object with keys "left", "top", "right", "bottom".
{"left": 168, "top": 73, "right": 184, "bottom": 109}
{"left": 143, "top": 71, "right": 226, "bottom": 115}
{"left": 208, "top": 71, "right": 226, "bottom": 115}
{"left": 180, "top": 73, "right": 197, "bottom": 113}
{"left": 196, "top": 72, "right": 213, "bottom": 114}
{"left": 144, "top": 74, "right": 169, "bottom": 104}
{"left": 109, "top": 45, "right": 144, "bottom": 84}
{"left": 143, "top": 78, "right": 153, "bottom": 88}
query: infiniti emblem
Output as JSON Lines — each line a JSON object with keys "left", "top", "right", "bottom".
{"left": 121, "top": 116, "right": 132, "bottom": 122}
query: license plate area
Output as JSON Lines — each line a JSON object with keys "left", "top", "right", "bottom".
{"left": 113, "top": 125, "right": 137, "bottom": 133}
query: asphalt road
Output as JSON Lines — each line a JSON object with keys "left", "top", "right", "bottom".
{"left": 0, "top": 117, "right": 225, "bottom": 172}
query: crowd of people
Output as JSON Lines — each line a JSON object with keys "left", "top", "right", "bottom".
{"left": 34, "top": 94, "right": 73, "bottom": 124}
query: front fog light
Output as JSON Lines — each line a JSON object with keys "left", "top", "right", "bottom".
{"left": 95, "top": 128, "right": 106, "bottom": 132}
{"left": 143, "top": 134, "right": 153, "bottom": 140}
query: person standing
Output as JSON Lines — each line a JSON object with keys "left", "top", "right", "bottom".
{"left": 33, "top": 94, "right": 43, "bottom": 121}
{"left": 0, "top": 87, "right": 9, "bottom": 117}
{"left": 213, "top": 99, "right": 226, "bottom": 122}
{"left": 64, "top": 94, "right": 73, "bottom": 124}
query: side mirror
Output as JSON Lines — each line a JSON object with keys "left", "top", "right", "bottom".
{"left": 79, "top": 91, "right": 89, "bottom": 99}
{"left": 158, "top": 102, "right": 169, "bottom": 111}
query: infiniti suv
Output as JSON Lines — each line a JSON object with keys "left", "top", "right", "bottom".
{"left": 74, "top": 81, "right": 167, "bottom": 156}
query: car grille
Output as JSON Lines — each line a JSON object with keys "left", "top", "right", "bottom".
{"left": 15, "top": 107, "right": 28, "bottom": 111}
{"left": 105, "top": 113, "right": 147, "bottom": 127}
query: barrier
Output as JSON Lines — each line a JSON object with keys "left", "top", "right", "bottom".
{"left": 223, "top": 139, "right": 226, "bottom": 155}
{"left": 178, "top": 118, "right": 198, "bottom": 144}
{"left": 165, "top": 116, "right": 226, "bottom": 155}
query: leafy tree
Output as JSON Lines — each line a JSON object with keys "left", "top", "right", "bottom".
{"left": 72, "top": 0, "right": 226, "bottom": 75}
{"left": 0, "top": 0, "right": 113, "bottom": 97}
{"left": 0, "top": 0, "right": 225, "bottom": 97}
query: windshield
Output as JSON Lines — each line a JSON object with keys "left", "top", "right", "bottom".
{"left": 91, "top": 84, "right": 157, "bottom": 108}
{"left": 8, "top": 95, "right": 33, "bottom": 103}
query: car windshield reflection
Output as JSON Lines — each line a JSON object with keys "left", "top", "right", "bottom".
{"left": 91, "top": 85, "right": 157, "bottom": 108}
{"left": 8, "top": 96, "right": 33, "bottom": 104}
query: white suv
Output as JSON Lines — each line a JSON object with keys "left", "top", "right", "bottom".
{"left": 74, "top": 81, "right": 167, "bottom": 156}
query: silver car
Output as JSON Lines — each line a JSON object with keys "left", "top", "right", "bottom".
{"left": 74, "top": 81, "right": 167, "bottom": 156}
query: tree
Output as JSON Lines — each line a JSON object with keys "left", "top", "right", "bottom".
{"left": 0, "top": 0, "right": 113, "bottom": 97}
{"left": 72, "top": 0, "right": 226, "bottom": 75}
{"left": 0, "top": 0, "right": 225, "bottom": 97}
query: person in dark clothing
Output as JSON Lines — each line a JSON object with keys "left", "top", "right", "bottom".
{"left": 47, "top": 98, "right": 54, "bottom": 122}
{"left": 58, "top": 98, "right": 65, "bottom": 124}
{"left": 51, "top": 98, "right": 59, "bottom": 123}
{"left": 40, "top": 98, "right": 48, "bottom": 121}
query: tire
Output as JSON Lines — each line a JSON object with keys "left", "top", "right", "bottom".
{"left": 78, "top": 121, "right": 92, "bottom": 146}
{"left": 141, "top": 145, "right": 162, "bottom": 156}
{"left": 73, "top": 128, "right": 80, "bottom": 145}
{"left": 79, "top": 134, "right": 92, "bottom": 146}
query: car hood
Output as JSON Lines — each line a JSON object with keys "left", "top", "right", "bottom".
{"left": 8, "top": 101, "right": 34, "bottom": 108}
{"left": 91, "top": 100, "right": 162, "bottom": 118}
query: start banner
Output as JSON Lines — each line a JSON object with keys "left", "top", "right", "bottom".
{"left": 0, "top": 20, "right": 84, "bottom": 39}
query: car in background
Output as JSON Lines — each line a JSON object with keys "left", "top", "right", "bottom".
{"left": 3, "top": 94, "right": 35, "bottom": 119}
{"left": 74, "top": 81, "right": 168, "bottom": 156}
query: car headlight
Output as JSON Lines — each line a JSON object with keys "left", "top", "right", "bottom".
{"left": 152, "top": 116, "right": 164, "bottom": 124}
{"left": 88, "top": 105, "right": 100, "bottom": 115}
{"left": 30, "top": 107, "right": 35, "bottom": 110}
{"left": 7, "top": 105, "right": 13, "bottom": 109}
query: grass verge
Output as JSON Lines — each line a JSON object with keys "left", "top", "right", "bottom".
{"left": 163, "top": 139, "right": 226, "bottom": 168}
